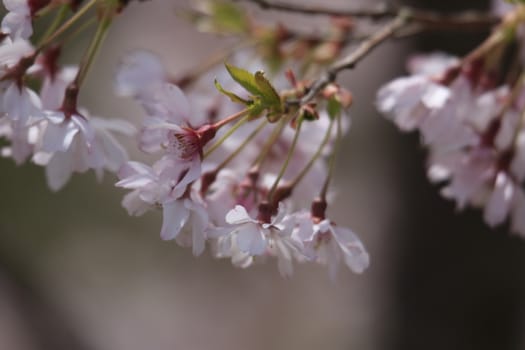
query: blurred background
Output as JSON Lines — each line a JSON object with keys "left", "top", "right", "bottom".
{"left": 1, "top": 0, "right": 525, "bottom": 349}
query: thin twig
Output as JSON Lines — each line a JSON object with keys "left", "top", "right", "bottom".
{"left": 296, "top": 15, "right": 408, "bottom": 106}
{"left": 235, "top": 0, "right": 395, "bottom": 19}
{"left": 236, "top": 0, "right": 499, "bottom": 29}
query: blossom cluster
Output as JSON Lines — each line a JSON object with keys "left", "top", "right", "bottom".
{"left": 0, "top": 0, "right": 134, "bottom": 191}
{"left": 3, "top": 0, "right": 524, "bottom": 279}
{"left": 377, "top": 8, "right": 525, "bottom": 235}
{"left": 115, "top": 50, "right": 369, "bottom": 278}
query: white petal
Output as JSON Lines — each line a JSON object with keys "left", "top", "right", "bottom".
{"left": 71, "top": 114, "right": 95, "bottom": 145}
{"left": 122, "top": 190, "right": 151, "bottom": 216}
{"left": 511, "top": 189, "right": 525, "bottom": 237}
{"left": 42, "top": 120, "right": 78, "bottom": 152}
{"left": 2, "top": 11, "right": 32, "bottom": 40}
{"left": 276, "top": 242, "right": 294, "bottom": 277}
{"left": 407, "top": 52, "right": 459, "bottom": 76}
{"left": 343, "top": 247, "right": 370, "bottom": 274}
{"left": 93, "top": 117, "right": 136, "bottom": 136}
{"left": 271, "top": 201, "right": 287, "bottom": 225}
{"left": 495, "top": 110, "right": 519, "bottom": 151}
{"left": 421, "top": 84, "right": 450, "bottom": 109}
{"left": 236, "top": 223, "right": 266, "bottom": 255}
{"left": 190, "top": 203, "right": 209, "bottom": 256}
{"left": 160, "top": 200, "right": 189, "bottom": 240}
{"left": 115, "top": 50, "right": 166, "bottom": 98}
{"left": 3, "top": 0, "right": 29, "bottom": 12}
{"left": 45, "top": 150, "right": 73, "bottom": 191}
{"left": 0, "top": 38, "right": 33, "bottom": 67}
{"left": 225, "top": 205, "right": 253, "bottom": 225}
{"left": 115, "top": 173, "right": 154, "bottom": 189}
{"left": 333, "top": 226, "right": 370, "bottom": 274}
{"left": 511, "top": 131, "right": 525, "bottom": 182}
{"left": 43, "top": 110, "right": 65, "bottom": 124}
{"left": 483, "top": 172, "right": 514, "bottom": 227}
{"left": 295, "top": 214, "right": 314, "bottom": 241}
{"left": 118, "top": 161, "right": 154, "bottom": 179}
{"left": 96, "top": 129, "right": 129, "bottom": 172}
{"left": 151, "top": 83, "right": 190, "bottom": 123}
{"left": 40, "top": 66, "right": 78, "bottom": 110}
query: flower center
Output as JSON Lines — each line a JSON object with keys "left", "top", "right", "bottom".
{"left": 167, "top": 130, "right": 200, "bottom": 160}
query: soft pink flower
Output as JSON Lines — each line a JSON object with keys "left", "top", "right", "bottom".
{"left": 296, "top": 214, "right": 370, "bottom": 279}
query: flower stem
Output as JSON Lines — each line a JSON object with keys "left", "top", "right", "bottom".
{"left": 213, "top": 108, "right": 250, "bottom": 129}
{"left": 252, "top": 114, "right": 290, "bottom": 167}
{"left": 175, "top": 40, "right": 253, "bottom": 89}
{"left": 320, "top": 114, "right": 342, "bottom": 200}
{"left": 74, "top": 4, "right": 114, "bottom": 88}
{"left": 290, "top": 116, "right": 335, "bottom": 188}
{"left": 509, "top": 73, "right": 525, "bottom": 145}
{"left": 268, "top": 116, "right": 303, "bottom": 203}
{"left": 204, "top": 114, "right": 251, "bottom": 158}
{"left": 216, "top": 119, "right": 268, "bottom": 171}
{"left": 37, "top": 0, "right": 98, "bottom": 51}
{"left": 61, "top": 16, "right": 98, "bottom": 46}
{"left": 291, "top": 15, "right": 408, "bottom": 106}
{"left": 38, "top": 4, "right": 70, "bottom": 47}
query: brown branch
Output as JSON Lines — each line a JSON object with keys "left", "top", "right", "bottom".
{"left": 409, "top": 10, "right": 499, "bottom": 30}
{"left": 231, "top": 0, "right": 500, "bottom": 106}
{"left": 235, "top": 0, "right": 395, "bottom": 19}
{"left": 295, "top": 15, "right": 408, "bottom": 106}
{"left": 236, "top": 0, "right": 499, "bottom": 29}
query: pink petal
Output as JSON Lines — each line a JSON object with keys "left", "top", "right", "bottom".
{"left": 97, "top": 130, "right": 128, "bottom": 172}
{"left": 484, "top": 172, "right": 514, "bottom": 227}
{"left": 115, "top": 50, "right": 166, "bottom": 98}
{"left": 118, "top": 161, "right": 154, "bottom": 179}
{"left": 71, "top": 114, "right": 95, "bottom": 145}
{"left": 171, "top": 157, "right": 201, "bottom": 198}
{"left": 45, "top": 150, "right": 73, "bottom": 191}
{"left": 511, "top": 189, "right": 525, "bottom": 237}
{"left": 236, "top": 223, "right": 266, "bottom": 255}
{"left": 160, "top": 200, "right": 189, "bottom": 240}
{"left": 225, "top": 205, "right": 252, "bottom": 225}
{"left": 42, "top": 119, "right": 78, "bottom": 153}
{"left": 190, "top": 203, "right": 209, "bottom": 256}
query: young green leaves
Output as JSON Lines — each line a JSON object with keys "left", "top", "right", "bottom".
{"left": 215, "top": 63, "right": 283, "bottom": 121}
{"left": 188, "top": 1, "right": 249, "bottom": 35}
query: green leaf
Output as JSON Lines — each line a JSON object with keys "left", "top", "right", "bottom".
{"left": 212, "top": 2, "right": 249, "bottom": 34}
{"left": 214, "top": 79, "right": 250, "bottom": 105}
{"left": 248, "top": 100, "right": 266, "bottom": 118}
{"left": 224, "top": 63, "right": 284, "bottom": 121}
{"left": 254, "top": 71, "right": 281, "bottom": 106}
{"left": 225, "top": 63, "right": 262, "bottom": 96}
{"left": 327, "top": 97, "right": 342, "bottom": 119}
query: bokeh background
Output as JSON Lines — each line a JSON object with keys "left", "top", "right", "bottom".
{"left": 1, "top": 0, "right": 525, "bottom": 349}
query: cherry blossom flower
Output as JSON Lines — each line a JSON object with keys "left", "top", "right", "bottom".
{"left": 0, "top": 37, "right": 33, "bottom": 67}
{"left": 378, "top": 47, "right": 525, "bottom": 237}
{"left": 0, "top": 39, "right": 41, "bottom": 125}
{"left": 36, "top": 108, "right": 134, "bottom": 191}
{"left": 376, "top": 72, "right": 452, "bottom": 132}
{"left": 116, "top": 156, "right": 198, "bottom": 212}
{"left": 161, "top": 189, "right": 210, "bottom": 256}
{"left": 211, "top": 231, "right": 254, "bottom": 269}
{"left": 115, "top": 49, "right": 167, "bottom": 100}
{"left": 2, "top": 0, "right": 37, "bottom": 40}
{"left": 223, "top": 204, "right": 271, "bottom": 255}
{"left": 0, "top": 117, "right": 40, "bottom": 163}
{"left": 39, "top": 65, "right": 78, "bottom": 110}
{"left": 222, "top": 203, "right": 299, "bottom": 256}
{"left": 117, "top": 158, "right": 212, "bottom": 253}
{"left": 3, "top": 81, "right": 43, "bottom": 124}
{"left": 296, "top": 213, "right": 370, "bottom": 279}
